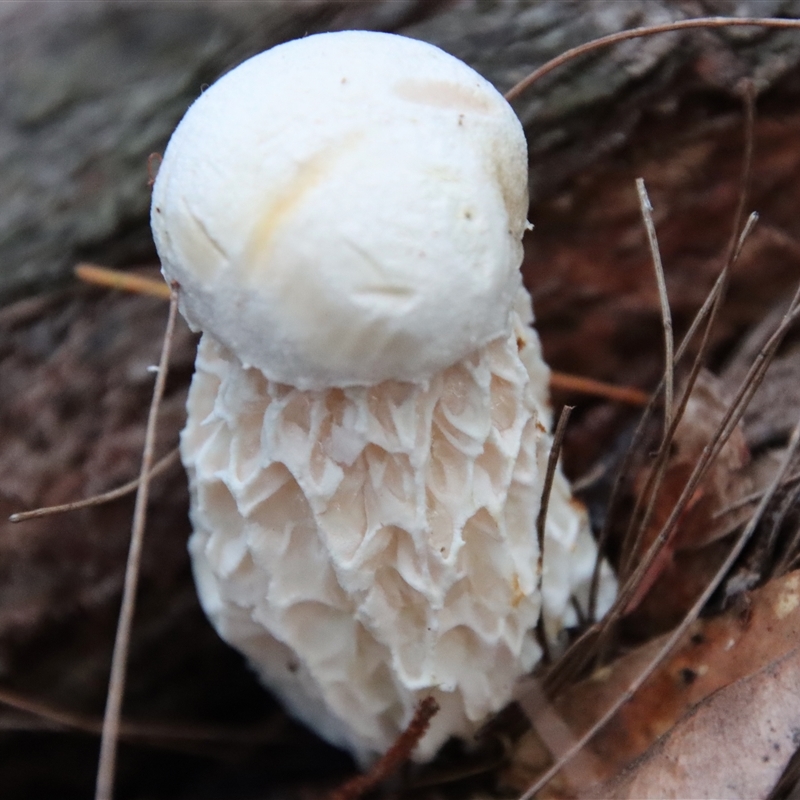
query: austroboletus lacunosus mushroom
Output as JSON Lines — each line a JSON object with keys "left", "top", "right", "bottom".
{"left": 150, "top": 30, "right": 617, "bottom": 764}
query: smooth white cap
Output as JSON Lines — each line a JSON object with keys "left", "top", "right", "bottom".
{"left": 151, "top": 30, "right": 529, "bottom": 389}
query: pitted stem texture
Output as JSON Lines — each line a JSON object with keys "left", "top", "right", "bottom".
{"left": 182, "top": 288, "right": 615, "bottom": 762}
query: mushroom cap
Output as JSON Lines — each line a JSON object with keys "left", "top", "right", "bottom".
{"left": 151, "top": 30, "right": 529, "bottom": 389}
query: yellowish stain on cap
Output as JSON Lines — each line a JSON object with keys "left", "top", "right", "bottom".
{"left": 394, "top": 78, "right": 494, "bottom": 114}
{"left": 242, "top": 133, "right": 363, "bottom": 280}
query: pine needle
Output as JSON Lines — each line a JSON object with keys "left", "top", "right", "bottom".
{"left": 75, "top": 263, "right": 171, "bottom": 300}
{"left": 536, "top": 405, "right": 574, "bottom": 661}
{"left": 9, "top": 448, "right": 180, "bottom": 523}
{"left": 94, "top": 286, "right": 179, "bottom": 800}
{"left": 0, "top": 684, "right": 281, "bottom": 746}
{"left": 549, "top": 371, "right": 649, "bottom": 406}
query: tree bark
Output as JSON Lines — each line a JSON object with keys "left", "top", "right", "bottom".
{"left": 4, "top": 0, "right": 800, "bottom": 301}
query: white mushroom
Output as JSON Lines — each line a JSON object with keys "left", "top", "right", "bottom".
{"left": 151, "top": 30, "right": 616, "bottom": 764}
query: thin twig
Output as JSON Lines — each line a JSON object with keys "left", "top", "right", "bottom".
{"left": 586, "top": 263, "right": 723, "bottom": 621}
{"left": 537, "top": 406, "right": 575, "bottom": 573}
{"left": 581, "top": 219, "right": 757, "bottom": 678}
{"left": 549, "top": 371, "right": 649, "bottom": 406}
{"left": 589, "top": 279, "right": 795, "bottom": 681}
{"left": 713, "top": 470, "right": 800, "bottom": 518}
{"left": 619, "top": 111, "right": 756, "bottom": 575}
{"left": 617, "top": 267, "right": 720, "bottom": 579}
{"left": 9, "top": 448, "right": 180, "bottom": 523}
{"left": 520, "top": 407, "right": 800, "bottom": 800}
{"left": 734, "top": 211, "right": 760, "bottom": 264}
{"left": 327, "top": 696, "right": 439, "bottom": 800}
{"left": 617, "top": 85, "right": 757, "bottom": 582}
{"left": 535, "top": 406, "right": 574, "bottom": 662}
{"left": 637, "top": 178, "right": 674, "bottom": 435}
{"left": 604, "top": 289, "right": 800, "bottom": 645}
{"left": 762, "top": 482, "right": 800, "bottom": 576}
{"left": 75, "top": 263, "right": 171, "bottom": 299}
{"left": 615, "top": 179, "right": 677, "bottom": 582}
{"left": 0, "top": 686, "right": 102, "bottom": 737}
{"left": 619, "top": 212, "right": 760, "bottom": 581}
{"left": 0, "top": 685, "right": 281, "bottom": 745}
{"left": 504, "top": 17, "right": 800, "bottom": 103}
{"left": 546, "top": 31, "right": 761, "bottom": 697}
{"left": 95, "top": 286, "right": 179, "bottom": 800}
{"left": 586, "top": 210, "right": 756, "bottom": 618}
{"left": 727, "top": 80, "right": 758, "bottom": 269}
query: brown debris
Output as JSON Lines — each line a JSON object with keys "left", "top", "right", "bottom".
{"left": 327, "top": 696, "right": 439, "bottom": 800}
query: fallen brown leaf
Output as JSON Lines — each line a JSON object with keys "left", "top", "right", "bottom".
{"left": 504, "top": 569, "right": 800, "bottom": 794}
{"left": 587, "top": 643, "right": 800, "bottom": 799}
